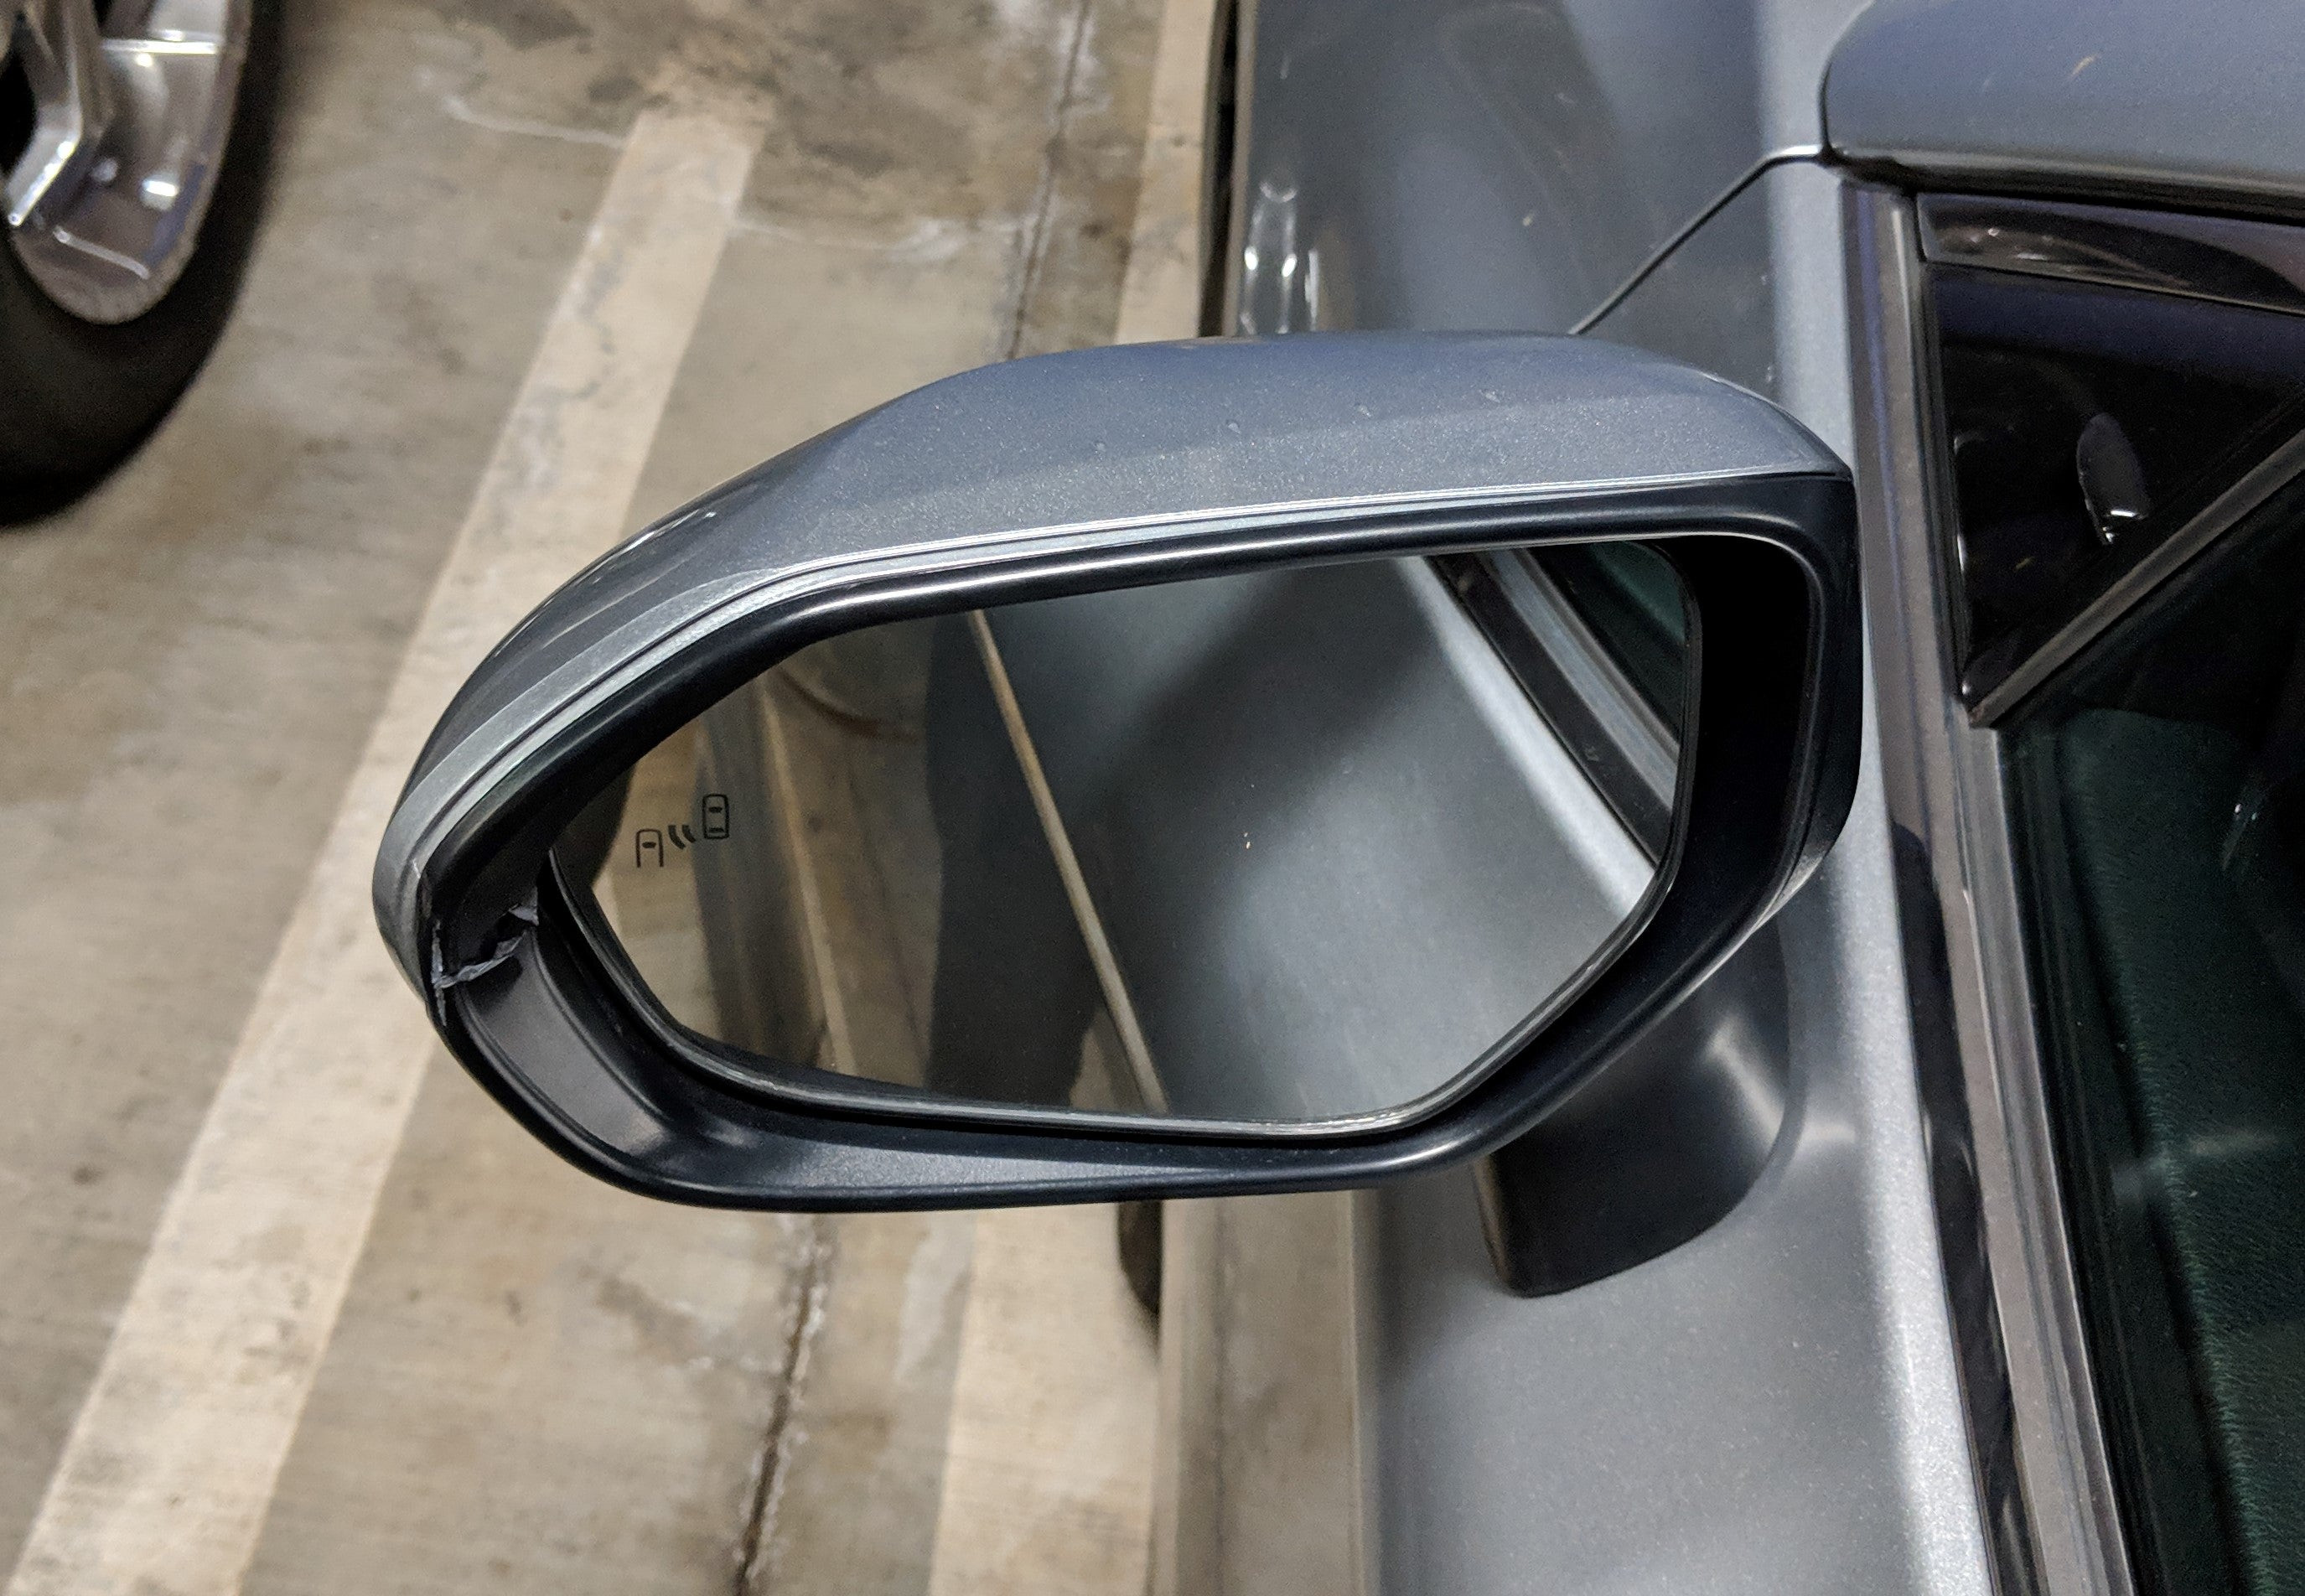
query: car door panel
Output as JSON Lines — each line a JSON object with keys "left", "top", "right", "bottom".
{"left": 1127, "top": 24, "right": 1990, "bottom": 1567}
{"left": 1127, "top": 1, "right": 1992, "bottom": 1583}
{"left": 1229, "top": 0, "right": 1867, "bottom": 337}
{"left": 1354, "top": 162, "right": 1991, "bottom": 1593}
{"left": 1827, "top": 0, "right": 2305, "bottom": 210}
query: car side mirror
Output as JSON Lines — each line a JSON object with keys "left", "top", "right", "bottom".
{"left": 375, "top": 333, "right": 1858, "bottom": 1213}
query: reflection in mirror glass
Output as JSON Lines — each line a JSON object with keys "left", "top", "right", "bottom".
{"left": 550, "top": 547, "right": 1690, "bottom": 1127}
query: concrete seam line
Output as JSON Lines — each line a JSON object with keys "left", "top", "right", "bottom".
{"left": 1113, "top": 0, "right": 1220, "bottom": 345}
{"left": 998, "top": 0, "right": 1098, "bottom": 364}
{"left": 4, "top": 98, "right": 755, "bottom": 1596}
{"left": 733, "top": 1215, "right": 837, "bottom": 1594}
{"left": 921, "top": 0, "right": 1209, "bottom": 1588}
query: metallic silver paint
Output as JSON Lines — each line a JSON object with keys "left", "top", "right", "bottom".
{"left": 1849, "top": 185, "right": 2135, "bottom": 1596}
{"left": 1568, "top": 148, "right": 1822, "bottom": 338}
{"left": 1349, "top": 161, "right": 1996, "bottom": 1595}
{"left": 1172, "top": 0, "right": 2305, "bottom": 1583}
{"left": 376, "top": 332, "right": 1862, "bottom": 1207}
{"left": 1228, "top": 0, "right": 1869, "bottom": 338}
{"left": 1826, "top": 0, "right": 2305, "bottom": 214}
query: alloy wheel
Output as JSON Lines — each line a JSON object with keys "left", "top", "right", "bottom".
{"left": 1, "top": 0, "right": 249, "bottom": 324}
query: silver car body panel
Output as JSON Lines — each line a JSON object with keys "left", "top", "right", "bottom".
{"left": 1349, "top": 163, "right": 1992, "bottom": 1595}
{"left": 1131, "top": 3, "right": 2012, "bottom": 1591}
{"left": 1845, "top": 185, "right": 2136, "bottom": 1596}
{"left": 1184, "top": 0, "right": 2305, "bottom": 1583}
{"left": 1226, "top": 0, "right": 1869, "bottom": 337}
{"left": 1826, "top": 0, "right": 2305, "bottom": 212}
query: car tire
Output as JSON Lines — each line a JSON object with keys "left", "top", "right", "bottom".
{"left": 0, "top": 0, "right": 282, "bottom": 520}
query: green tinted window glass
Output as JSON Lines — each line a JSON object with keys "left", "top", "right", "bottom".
{"left": 2005, "top": 484, "right": 2305, "bottom": 1595}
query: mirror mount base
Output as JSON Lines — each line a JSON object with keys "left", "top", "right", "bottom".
{"left": 1474, "top": 924, "right": 1790, "bottom": 1296}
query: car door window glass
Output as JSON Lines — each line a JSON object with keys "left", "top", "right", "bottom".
{"left": 2002, "top": 466, "right": 2305, "bottom": 1595}
{"left": 1930, "top": 267, "right": 2305, "bottom": 708}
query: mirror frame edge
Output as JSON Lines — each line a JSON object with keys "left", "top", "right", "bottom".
{"left": 380, "top": 465, "right": 1859, "bottom": 1210}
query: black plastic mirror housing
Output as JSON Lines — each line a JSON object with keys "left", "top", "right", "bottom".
{"left": 374, "top": 332, "right": 1859, "bottom": 1210}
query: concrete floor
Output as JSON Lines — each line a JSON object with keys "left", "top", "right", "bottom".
{"left": 0, "top": 0, "right": 1173, "bottom": 1588}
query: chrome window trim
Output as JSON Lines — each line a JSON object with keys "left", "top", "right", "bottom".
{"left": 1847, "top": 186, "right": 2136, "bottom": 1596}
{"left": 1918, "top": 193, "right": 2305, "bottom": 319}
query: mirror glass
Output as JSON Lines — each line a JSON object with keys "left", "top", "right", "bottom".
{"left": 551, "top": 547, "right": 1690, "bottom": 1128}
